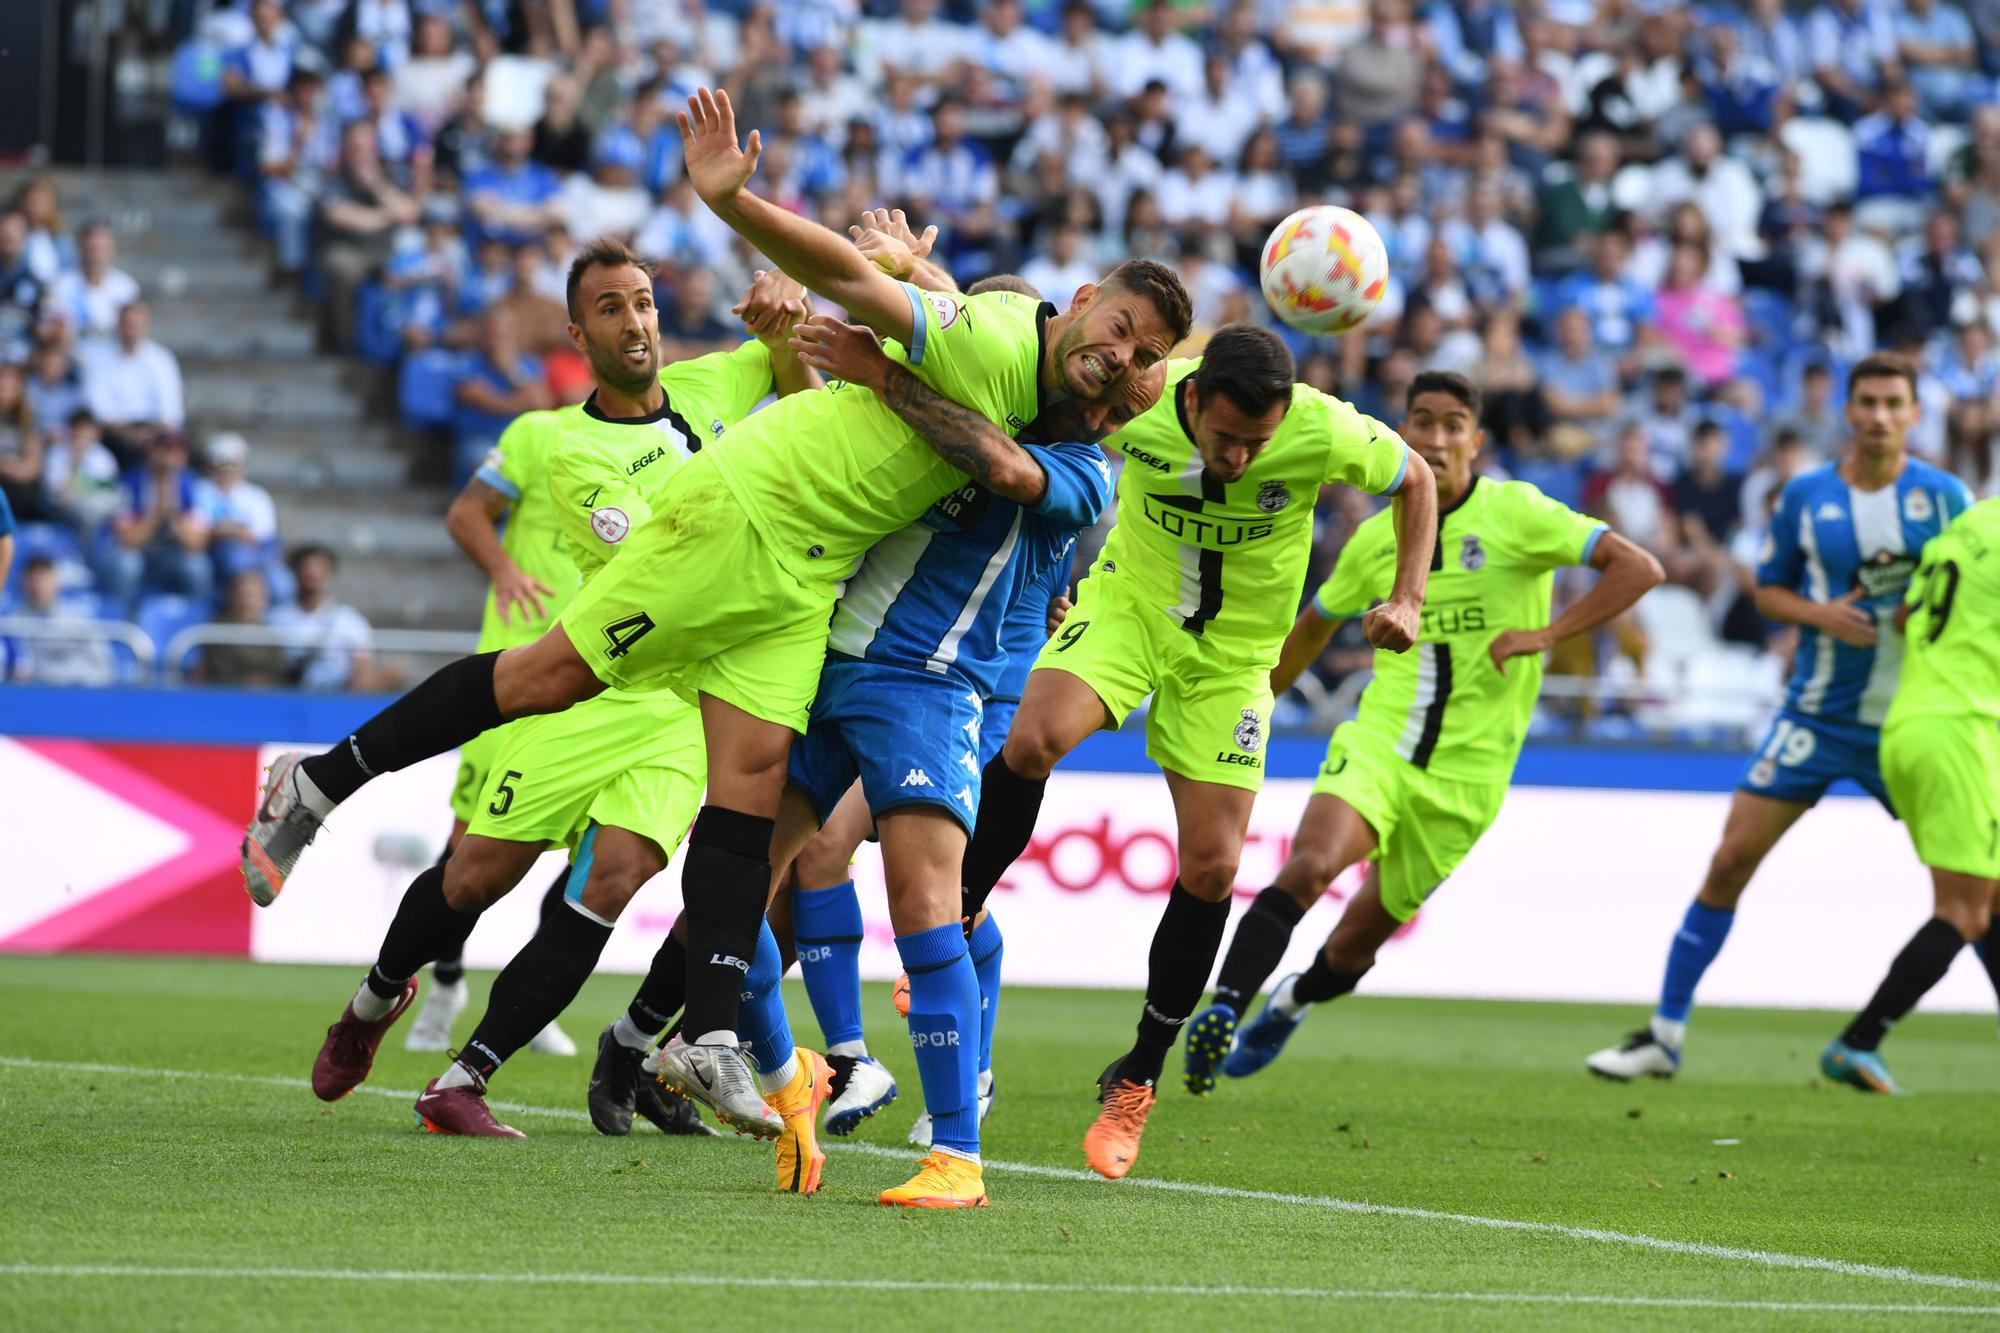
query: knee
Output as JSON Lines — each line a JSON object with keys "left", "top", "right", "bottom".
{"left": 1176, "top": 849, "right": 1240, "bottom": 901}
{"left": 1702, "top": 843, "right": 1759, "bottom": 905}
{"left": 441, "top": 857, "right": 506, "bottom": 913}
{"left": 1936, "top": 897, "right": 1991, "bottom": 942}
{"left": 1323, "top": 930, "right": 1377, "bottom": 975}
{"left": 792, "top": 838, "right": 850, "bottom": 890}
{"left": 1275, "top": 848, "right": 1343, "bottom": 906}
{"left": 578, "top": 851, "right": 660, "bottom": 921}
{"left": 999, "top": 723, "right": 1065, "bottom": 781}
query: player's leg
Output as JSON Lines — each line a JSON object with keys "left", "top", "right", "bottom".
{"left": 310, "top": 834, "right": 542, "bottom": 1102}
{"left": 1587, "top": 788, "right": 1811, "bottom": 1080}
{"left": 407, "top": 826, "right": 471, "bottom": 1052}
{"left": 242, "top": 630, "right": 606, "bottom": 904}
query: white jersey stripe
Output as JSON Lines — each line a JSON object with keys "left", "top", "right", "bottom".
{"left": 1169, "top": 451, "right": 1205, "bottom": 622}
{"left": 1795, "top": 505, "right": 1835, "bottom": 715}
{"left": 827, "top": 524, "right": 934, "bottom": 659}
{"left": 929, "top": 510, "right": 1022, "bottom": 674}
{"left": 1395, "top": 642, "right": 1439, "bottom": 762}
{"left": 1850, "top": 483, "right": 1906, "bottom": 726}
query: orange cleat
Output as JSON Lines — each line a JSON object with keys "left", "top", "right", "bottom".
{"left": 767, "top": 1049, "right": 834, "bottom": 1195}
{"left": 879, "top": 1151, "right": 988, "bottom": 1208}
{"left": 891, "top": 972, "right": 911, "bottom": 1018}
{"left": 1082, "top": 1059, "right": 1156, "bottom": 1180}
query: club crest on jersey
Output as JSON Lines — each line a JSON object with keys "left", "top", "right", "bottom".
{"left": 1256, "top": 481, "right": 1290, "bottom": 513}
{"left": 710, "top": 418, "right": 726, "bottom": 437}
{"left": 1460, "top": 534, "right": 1485, "bottom": 571}
{"left": 926, "top": 292, "right": 961, "bottom": 329}
{"left": 1233, "top": 708, "right": 1264, "bottom": 753}
{"left": 590, "top": 506, "right": 631, "bottom": 544}
{"left": 1904, "top": 488, "right": 1933, "bottom": 522}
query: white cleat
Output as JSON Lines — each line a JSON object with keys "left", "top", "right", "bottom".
{"left": 645, "top": 1036, "right": 778, "bottom": 1139}
{"left": 1587, "top": 1028, "right": 1682, "bottom": 1081}
{"left": 240, "top": 751, "right": 331, "bottom": 906}
{"left": 403, "top": 978, "right": 469, "bottom": 1051}
{"left": 908, "top": 1068, "right": 995, "bottom": 1149}
{"left": 823, "top": 1054, "right": 898, "bottom": 1136}
{"left": 528, "top": 1021, "right": 577, "bottom": 1056}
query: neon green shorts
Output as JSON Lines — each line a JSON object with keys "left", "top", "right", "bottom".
{"left": 1311, "top": 722, "right": 1508, "bottom": 921}
{"left": 1883, "top": 715, "right": 2000, "bottom": 879}
{"left": 464, "top": 689, "right": 707, "bottom": 859}
{"left": 557, "top": 452, "right": 835, "bottom": 733}
{"left": 449, "top": 726, "right": 505, "bottom": 826}
{"left": 1032, "top": 565, "right": 1274, "bottom": 791}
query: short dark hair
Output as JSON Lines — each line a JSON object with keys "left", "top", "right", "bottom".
{"left": 1693, "top": 418, "right": 1726, "bottom": 441}
{"left": 24, "top": 553, "right": 54, "bottom": 573}
{"left": 1095, "top": 258, "right": 1193, "bottom": 346}
{"left": 966, "top": 274, "right": 1043, "bottom": 300}
{"left": 1406, "top": 369, "right": 1481, "bottom": 417}
{"left": 1848, "top": 351, "right": 1919, "bottom": 400}
{"left": 565, "top": 236, "right": 657, "bottom": 321}
{"left": 287, "top": 543, "right": 336, "bottom": 573}
{"left": 66, "top": 406, "right": 95, "bottom": 427}
{"left": 1192, "top": 324, "right": 1294, "bottom": 418}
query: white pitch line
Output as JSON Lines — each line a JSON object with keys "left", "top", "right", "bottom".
{"left": 5, "top": 1053, "right": 1999, "bottom": 1298}
{"left": 0, "top": 1263, "right": 1997, "bottom": 1318}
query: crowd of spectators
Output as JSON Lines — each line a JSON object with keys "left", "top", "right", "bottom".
{"left": 59, "top": 0, "right": 2000, "bottom": 720}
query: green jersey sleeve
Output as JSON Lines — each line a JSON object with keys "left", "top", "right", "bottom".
{"left": 1312, "top": 517, "right": 1392, "bottom": 619}
{"left": 546, "top": 435, "right": 660, "bottom": 586}
{"left": 1495, "top": 481, "right": 1608, "bottom": 570}
{"left": 1311, "top": 390, "right": 1409, "bottom": 495}
{"left": 658, "top": 339, "right": 775, "bottom": 444}
{"left": 475, "top": 411, "right": 556, "bottom": 502}
{"left": 894, "top": 283, "right": 1042, "bottom": 429}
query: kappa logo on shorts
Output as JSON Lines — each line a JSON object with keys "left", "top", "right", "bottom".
{"left": 1461, "top": 534, "right": 1486, "bottom": 571}
{"left": 900, "top": 769, "right": 934, "bottom": 788}
{"left": 955, "top": 785, "right": 974, "bottom": 810}
{"left": 591, "top": 506, "right": 631, "bottom": 544}
{"left": 1233, "top": 708, "right": 1264, "bottom": 754}
{"left": 1257, "top": 481, "right": 1291, "bottom": 513}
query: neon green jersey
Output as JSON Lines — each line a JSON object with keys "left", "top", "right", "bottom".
{"left": 702, "top": 283, "right": 1049, "bottom": 583}
{"left": 1094, "top": 359, "right": 1408, "bottom": 667}
{"left": 1315, "top": 477, "right": 1605, "bottom": 784}
{"left": 472, "top": 413, "right": 581, "bottom": 653}
{"left": 1890, "top": 496, "right": 2000, "bottom": 725}
{"left": 546, "top": 340, "right": 776, "bottom": 585}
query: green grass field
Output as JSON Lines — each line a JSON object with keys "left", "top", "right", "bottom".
{"left": 2, "top": 955, "right": 1997, "bottom": 1330}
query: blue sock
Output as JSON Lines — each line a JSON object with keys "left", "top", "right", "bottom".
{"left": 740, "top": 920, "right": 795, "bottom": 1076}
{"left": 969, "top": 913, "right": 1004, "bottom": 1077}
{"left": 896, "top": 922, "right": 981, "bottom": 1157}
{"left": 1657, "top": 901, "right": 1735, "bottom": 1025}
{"left": 793, "top": 880, "right": 866, "bottom": 1050}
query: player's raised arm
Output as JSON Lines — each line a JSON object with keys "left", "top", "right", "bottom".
{"left": 849, "top": 208, "right": 959, "bottom": 294}
{"left": 1490, "top": 532, "right": 1664, "bottom": 675}
{"left": 446, "top": 471, "right": 553, "bottom": 627}
{"left": 1362, "top": 447, "right": 1436, "bottom": 653}
{"left": 731, "top": 268, "right": 822, "bottom": 398}
{"left": 679, "top": 88, "right": 916, "bottom": 346}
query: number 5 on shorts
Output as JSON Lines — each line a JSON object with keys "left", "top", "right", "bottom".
{"left": 1053, "top": 619, "right": 1090, "bottom": 653}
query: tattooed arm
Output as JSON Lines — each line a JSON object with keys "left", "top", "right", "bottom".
{"left": 788, "top": 314, "right": 1048, "bottom": 504}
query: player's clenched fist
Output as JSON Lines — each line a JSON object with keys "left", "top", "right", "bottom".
{"left": 1362, "top": 596, "right": 1421, "bottom": 652}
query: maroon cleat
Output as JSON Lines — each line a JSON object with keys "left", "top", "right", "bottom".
{"left": 311, "top": 977, "right": 419, "bottom": 1102}
{"left": 414, "top": 1071, "right": 526, "bottom": 1138}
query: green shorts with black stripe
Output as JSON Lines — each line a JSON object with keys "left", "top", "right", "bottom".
{"left": 1031, "top": 564, "right": 1274, "bottom": 791}
{"left": 1883, "top": 714, "right": 2000, "bottom": 879}
{"left": 1311, "top": 722, "right": 1508, "bottom": 921}
{"left": 464, "top": 689, "right": 706, "bottom": 860}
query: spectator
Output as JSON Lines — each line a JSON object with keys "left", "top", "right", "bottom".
{"left": 1897, "top": 0, "right": 1984, "bottom": 119}
{"left": 659, "top": 269, "right": 735, "bottom": 357}
{"left": 80, "top": 302, "right": 185, "bottom": 461}
{"left": 0, "top": 210, "right": 46, "bottom": 364}
{"left": 1110, "top": 1, "right": 1203, "bottom": 100}
{"left": 317, "top": 119, "right": 421, "bottom": 349}
{"left": 1655, "top": 243, "right": 1748, "bottom": 391}
{"left": 1555, "top": 228, "right": 1657, "bottom": 361}
{"left": 392, "top": 13, "right": 474, "bottom": 136}
{"left": 452, "top": 305, "right": 550, "bottom": 484}
{"left": 1093, "top": 114, "right": 1164, "bottom": 236}
{"left": 99, "top": 433, "right": 216, "bottom": 613}
{"left": 1155, "top": 146, "right": 1234, "bottom": 239}
{"left": 43, "top": 223, "right": 140, "bottom": 345}
{"left": 1885, "top": 210, "right": 1984, "bottom": 345}
{"left": 1213, "top": 2, "right": 1287, "bottom": 121}
{"left": 1622, "top": 367, "right": 1702, "bottom": 482}
{"left": 42, "top": 409, "right": 121, "bottom": 536}
{"left": 1672, "top": 420, "right": 1746, "bottom": 601}
{"left": 897, "top": 99, "right": 1001, "bottom": 262}
{"left": 1585, "top": 423, "right": 1680, "bottom": 565}
{"left": 358, "top": 66, "right": 429, "bottom": 192}
{"left": 197, "top": 569, "right": 290, "bottom": 687}
{"left": 1534, "top": 130, "right": 1621, "bottom": 262}
{"left": 1010, "top": 93, "right": 1111, "bottom": 203}
{"left": 11, "top": 177, "right": 70, "bottom": 284}
{"left": 1855, "top": 81, "right": 1935, "bottom": 210}
{"left": 1771, "top": 362, "right": 1845, "bottom": 460}
{"left": 1806, "top": 0, "right": 1902, "bottom": 122}
{"left": 1648, "top": 122, "right": 1765, "bottom": 262}
{"left": 1227, "top": 129, "right": 1298, "bottom": 265}
{"left": 1807, "top": 202, "right": 1902, "bottom": 355}
{"left": 857, "top": 0, "right": 969, "bottom": 91}
{"left": 1538, "top": 306, "right": 1623, "bottom": 458}
{"left": 1471, "top": 307, "right": 1551, "bottom": 454}
{"left": 269, "top": 544, "right": 389, "bottom": 691}
{"left": 1045, "top": 1, "right": 1113, "bottom": 99}
{"left": 23, "top": 338, "right": 82, "bottom": 451}
{"left": 256, "top": 67, "right": 334, "bottom": 281}
{"left": 1445, "top": 183, "right": 1531, "bottom": 309}
{"left": 1272, "top": 74, "right": 1334, "bottom": 194}
{"left": 1739, "top": 0, "right": 1809, "bottom": 85}
{"left": 204, "top": 433, "right": 280, "bottom": 583}
{"left": 558, "top": 128, "right": 654, "bottom": 243}
{"left": 1175, "top": 53, "right": 1261, "bottom": 167}
{"left": 8, "top": 553, "right": 115, "bottom": 686}
{"left": 0, "top": 362, "right": 43, "bottom": 522}
{"left": 1697, "top": 21, "right": 1786, "bottom": 138}
{"left": 222, "top": 0, "right": 302, "bottom": 105}
{"left": 0, "top": 486, "right": 10, "bottom": 590}
{"left": 1019, "top": 225, "right": 1097, "bottom": 306}
{"left": 531, "top": 74, "right": 594, "bottom": 176}
{"left": 464, "top": 127, "right": 563, "bottom": 249}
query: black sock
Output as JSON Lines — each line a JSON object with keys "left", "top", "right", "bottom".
{"left": 679, "top": 806, "right": 773, "bottom": 1039}
{"left": 373, "top": 864, "right": 481, "bottom": 987}
{"left": 629, "top": 930, "right": 688, "bottom": 1033}
{"left": 537, "top": 863, "right": 569, "bottom": 925}
{"left": 301, "top": 652, "right": 504, "bottom": 804}
{"left": 1979, "top": 918, "right": 2000, "bottom": 1004}
{"left": 1213, "top": 886, "right": 1307, "bottom": 1019}
{"left": 961, "top": 754, "right": 1048, "bottom": 920}
{"left": 1122, "top": 884, "right": 1232, "bottom": 1086}
{"left": 458, "top": 901, "right": 613, "bottom": 1078}
{"left": 1842, "top": 918, "right": 1968, "bottom": 1051}
{"left": 442, "top": 865, "right": 564, "bottom": 990}
{"left": 431, "top": 844, "right": 466, "bottom": 987}
{"left": 1292, "top": 949, "right": 1369, "bottom": 1006}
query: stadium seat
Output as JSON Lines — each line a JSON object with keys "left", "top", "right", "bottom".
{"left": 1509, "top": 456, "right": 1586, "bottom": 511}
{"left": 354, "top": 282, "right": 402, "bottom": 365}
{"left": 398, "top": 348, "right": 467, "bottom": 429}
{"left": 136, "top": 593, "right": 211, "bottom": 677}
{"left": 1778, "top": 119, "right": 1859, "bottom": 205}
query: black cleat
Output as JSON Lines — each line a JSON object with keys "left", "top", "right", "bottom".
{"left": 636, "top": 1074, "right": 720, "bottom": 1136}
{"left": 587, "top": 1024, "right": 642, "bottom": 1136}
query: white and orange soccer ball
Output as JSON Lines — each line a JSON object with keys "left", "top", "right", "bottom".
{"left": 1258, "top": 205, "right": 1389, "bottom": 336}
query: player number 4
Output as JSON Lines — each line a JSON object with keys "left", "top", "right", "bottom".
{"left": 602, "top": 612, "right": 657, "bottom": 659}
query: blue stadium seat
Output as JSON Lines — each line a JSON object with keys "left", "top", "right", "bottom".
{"left": 169, "top": 41, "right": 227, "bottom": 114}
{"left": 1509, "top": 456, "right": 1586, "bottom": 510}
{"left": 354, "top": 281, "right": 402, "bottom": 365}
{"left": 399, "top": 348, "right": 467, "bottom": 429}
{"left": 136, "top": 593, "right": 211, "bottom": 676}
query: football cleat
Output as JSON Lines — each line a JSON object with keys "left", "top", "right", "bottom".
{"left": 824, "top": 1054, "right": 898, "bottom": 1136}
{"left": 241, "top": 751, "right": 329, "bottom": 906}
{"left": 527, "top": 1021, "right": 577, "bottom": 1056}
{"left": 403, "top": 977, "right": 469, "bottom": 1052}
{"left": 587, "top": 1024, "right": 645, "bottom": 1135}
{"left": 1586, "top": 1029, "right": 1682, "bottom": 1082}
{"left": 891, "top": 972, "right": 911, "bottom": 1018}
{"left": 1182, "top": 1003, "right": 1237, "bottom": 1096}
{"left": 646, "top": 1036, "right": 778, "bottom": 1139}
{"left": 311, "top": 977, "right": 418, "bottom": 1101}
{"left": 1821, "top": 1040, "right": 1902, "bottom": 1094}
{"left": 1224, "top": 984, "right": 1307, "bottom": 1079}
{"left": 909, "top": 1068, "right": 995, "bottom": 1148}
{"left": 767, "top": 1050, "right": 834, "bottom": 1195}
{"left": 415, "top": 1069, "right": 526, "bottom": 1137}
{"left": 879, "top": 1151, "right": 988, "bottom": 1209}
{"left": 1082, "top": 1059, "right": 1156, "bottom": 1181}
{"left": 635, "top": 1075, "right": 719, "bottom": 1136}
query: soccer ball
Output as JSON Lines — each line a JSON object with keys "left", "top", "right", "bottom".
{"left": 1258, "top": 206, "right": 1389, "bottom": 336}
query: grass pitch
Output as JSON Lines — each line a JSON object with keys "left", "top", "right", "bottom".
{"left": 2, "top": 955, "right": 1998, "bottom": 1330}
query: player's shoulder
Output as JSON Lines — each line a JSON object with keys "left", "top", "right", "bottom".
{"left": 1482, "top": 476, "right": 1580, "bottom": 521}
{"left": 1904, "top": 455, "right": 1975, "bottom": 502}
{"left": 1778, "top": 461, "right": 1843, "bottom": 505}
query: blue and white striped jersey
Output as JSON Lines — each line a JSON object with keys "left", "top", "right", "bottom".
{"left": 1758, "top": 457, "right": 1973, "bottom": 728}
{"left": 825, "top": 441, "right": 1111, "bottom": 699}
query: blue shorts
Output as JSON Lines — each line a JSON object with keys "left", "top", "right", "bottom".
{"left": 1736, "top": 710, "right": 1893, "bottom": 813}
{"left": 789, "top": 658, "right": 985, "bottom": 834}
{"left": 979, "top": 697, "right": 1019, "bottom": 768}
